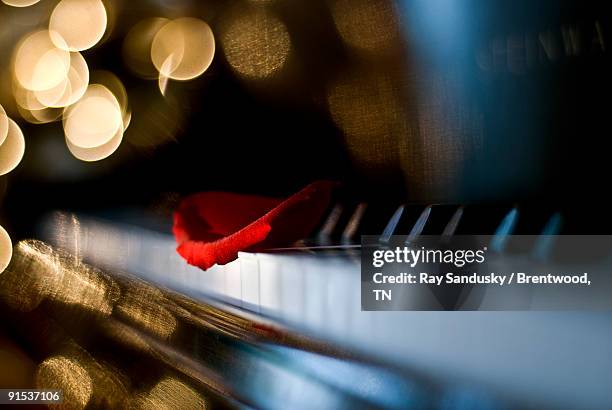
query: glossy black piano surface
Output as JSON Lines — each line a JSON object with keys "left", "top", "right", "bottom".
{"left": 1, "top": 0, "right": 612, "bottom": 409}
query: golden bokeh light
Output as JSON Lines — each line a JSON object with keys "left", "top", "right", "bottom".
{"left": 327, "top": 70, "right": 403, "bottom": 139}
{"left": 331, "top": 0, "right": 400, "bottom": 54}
{"left": 63, "top": 84, "right": 123, "bottom": 149}
{"left": 0, "top": 225, "right": 12, "bottom": 274}
{"left": 157, "top": 55, "right": 174, "bottom": 95}
{"left": 90, "top": 70, "right": 130, "bottom": 130}
{"left": 151, "top": 17, "right": 215, "bottom": 81}
{"left": 1, "top": 0, "right": 41, "bottom": 6}
{"left": 13, "top": 81, "right": 46, "bottom": 111}
{"left": 66, "top": 126, "right": 123, "bottom": 162}
{"left": 0, "top": 239, "right": 119, "bottom": 314}
{"left": 134, "top": 378, "right": 207, "bottom": 410}
{"left": 0, "top": 105, "right": 9, "bottom": 146}
{"left": 50, "top": 263, "right": 119, "bottom": 316}
{"left": 34, "top": 51, "right": 89, "bottom": 108}
{"left": 49, "top": 0, "right": 108, "bottom": 52}
{"left": 0, "top": 118, "right": 25, "bottom": 176}
{"left": 115, "top": 286, "right": 177, "bottom": 339}
{"left": 0, "top": 240, "right": 59, "bottom": 312}
{"left": 327, "top": 69, "right": 407, "bottom": 170}
{"left": 17, "top": 105, "right": 62, "bottom": 124}
{"left": 32, "top": 77, "right": 69, "bottom": 108}
{"left": 36, "top": 356, "right": 93, "bottom": 410}
{"left": 123, "top": 17, "right": 170, "bottom": 79}
{"left": 13, "top": 30, "right": 71, "bottom": 92}
{"left": 221, "top": 8, "right": 290, "bottom": 79}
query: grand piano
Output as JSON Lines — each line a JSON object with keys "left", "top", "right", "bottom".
{"left": 1, "top": 0, "right": 612, "bottom": 409}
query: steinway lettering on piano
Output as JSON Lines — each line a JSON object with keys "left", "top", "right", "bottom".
{"left": 477, "top": 20, "right": 608, "bottom": 73}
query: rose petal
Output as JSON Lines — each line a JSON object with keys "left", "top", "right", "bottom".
{"left": 173, "top": 181, "right": 335, "bottom": 270}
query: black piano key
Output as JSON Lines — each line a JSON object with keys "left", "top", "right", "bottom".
{"left": 341, "top": 203, "right": 368, "bottom": 243}
{"left": 452, "top": 205, "right": 517, "bottom": 235}
{"left": 380, "top": 205, "right": 405, "bottom": 243}
{"left": 392, "top": 205, "right": 431, "bottom": 237}
{"left": 442, "top": 206, "right": 464, "bottom": 237}
{"left": 315, "top": 203, "right": 345, "bottom": 243}
{"left": 420, "top": 205, "right": 464, "bottom": 235}
{"left": 343, "top": 202, "right": 403, "bottom": 242}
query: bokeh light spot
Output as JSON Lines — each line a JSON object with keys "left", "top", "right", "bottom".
{"left": 0, "top": 118, "right": 26, "bottom": 176}
{"left": 49, "top": 0, "right": 107, "bottom": 52}
{"left": 221, "top": 8, "right": 290, "bottom": 79}
{"left": 0, "top": 225, "right": 12, "bottom": 274}
{"left": 63, "top": 84, "right": 123, "bottom": 149}
{"left": 36, "top": 356, "right": 92, "bottom": 409}
{"left": 151, "top": 17, "right": 215, "bottom": 81}
{"left": 123, "top": 17, "right": 170, "bottom": 79}
{"left": 331, "top": 0, "right": 399, "bottom": 54}
{"left": 0, "top": 105, "right": 9, "bottom": 146}
{"left": 1, "top": 0, "right": 41, "bottom": 7}
{"left": 14, "top": 30, "right": 70, "bottom": 92}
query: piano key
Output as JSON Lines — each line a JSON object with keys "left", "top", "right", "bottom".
{"left": 341, "top": 203, "right": 367, "bottom": 243}
{"left": 359, "top": 202, "right": 403, "bottom": 236}
{"left": 421, "top": 205, "right": 464, "bottom": 235}
{"left": 258, "top": 252, "right": 283, "bottom": 317}
{"left": 224, "top": 259, "right": 242, "bottom": 304}
{"left": 489, "top": 208, "right": 519, "bottom": 252}
{"left": 279, "top": 255, "right": 306, "bottom": 325}
{"left": 452, "top": 205, "right": 516, "bottom": 235}
{"left": 302, "top": 254, "right": 327, "bottom": 332}
{"left": 380, "top": 205, "right": 405, "bottom": 243}
{"left": 406, "top": 205, "right": 431, "bottom": 243}
{"left": 392, "top": 204, "right": 430, "bottom": 237}
{"left": 532, "top": 212, "right": 563, "bottom": 262}
{"left": 442, "top": 206, "right": 464, "bottom": 237}
{"left": 239, "top": 252, "right": 260, "bottom": 312}
{"left": 316, "top": 203, "right": 344, "bottom": 244}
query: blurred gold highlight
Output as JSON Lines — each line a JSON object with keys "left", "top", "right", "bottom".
{"left": 0, "top": 239, "right": 119, "bottom": 315}
{"left": 13, "top": 30, "right": 70, "bottom": 92}
{"left": 0, "top": 104, "right": 9, "bottom": 145}
{"left": 36, "top": 355, "right": 93, "bottom": 409}
{"left": 62, "top": 83, "right": 125, "bottom": 161}
{"left": 327, "top": 69, "right": 406, "bottom": 169}
{"left": 1, "top": 0, "right": 41, "bottom": 7}
{"left": 49, "top": 0, "right": 108, "bottom": 52}
{"left": 123, "top": 17, "right": 170, "bottom": 80}
{"left": 0, "top": 225, "right": 11, "bottom": 274}
{"left": 133, "top": 377, "right": 207, "bottom": 410}
{"left": 221, "top": 7, "right": 290, "bottom": 79}
{"left": 115, "top": 286, "right": 177, "bottom": 339}
{"left": 331, "top": 0, "right": 400, "bottom": 55}
{"left": 0, "top": 117, "right": 25, "bottom": 175}
{"left": 151, "top": 17, "right": 215, "bottom": 85}
{"left": 34, "top": 51, "right": 89, "bottom": 108}
{"left": 91, "top": 70, "right": 131, "bottom": 130}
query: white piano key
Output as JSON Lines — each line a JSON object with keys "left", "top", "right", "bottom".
{"left": 325, "top": 258, "right": 355, "bottom": 338}
{"left": 208, "top": 261, "right": 226, "bottom": 296}
{"left": 277, "top": 254, "right": 305, "bottom": 325}
{"left": 302, "top": 255, "right": 326, "bottom": 332}
{"left": 257, "top": 253, "right": 282, "bottom": 316}
{"left": 224, "top": 258, "right": 242, "bottom": 304}
{"left": 239, "top": 251, "right": 260, "bottom": 312}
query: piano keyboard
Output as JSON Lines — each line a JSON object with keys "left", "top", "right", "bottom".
{"left": 39, "top": 204, "right": 612, "bottom": 410}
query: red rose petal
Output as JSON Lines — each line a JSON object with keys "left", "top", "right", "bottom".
{"left": 173, "top": 181, "right": 336, "bottom": 270}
